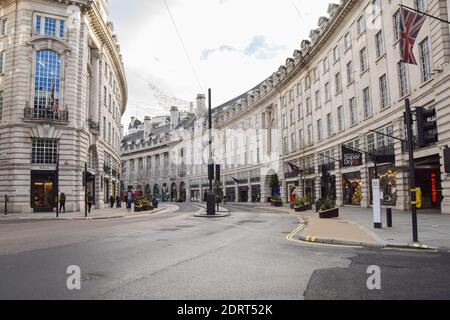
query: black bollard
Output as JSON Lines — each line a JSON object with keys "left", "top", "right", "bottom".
{"left": 387, "top": 208, "right": 393, "bottom": 228}
{"left": 4, "top": 195, "right": 8, "bottom": 216}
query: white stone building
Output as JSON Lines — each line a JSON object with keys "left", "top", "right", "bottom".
{"left": 189, "top": 0, "right": 450, "bottom": 214}
{"left": 0, "top": 0, "right": 127, "bottom": 213}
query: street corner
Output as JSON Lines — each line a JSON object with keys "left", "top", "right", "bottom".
{"left": 296, "top": 214, "right": 384, "bottom": 248}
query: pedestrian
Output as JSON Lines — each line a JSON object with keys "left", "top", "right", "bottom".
{"left": 59, "top": 192, "right": 66, "bottom": 213}
{"left": 109, "top": 195, "right": 115, "bottom": 208}
{"left": 87, "top": 192, "right": 93, "bottom": 213}
{"left": 116, "top": 195, "right": 121, "bottom": 208}
{"left": 127, "top": 190, "right": 133, "bottom": 210}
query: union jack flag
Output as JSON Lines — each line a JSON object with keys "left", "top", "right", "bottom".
{"left": 399, "top": 7, "right": 426, "bottom": 65}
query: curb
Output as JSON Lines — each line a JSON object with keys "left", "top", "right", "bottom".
{"left": 298, "top": 235, "right": 440, "bottom": 252}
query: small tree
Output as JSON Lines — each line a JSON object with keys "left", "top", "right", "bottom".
{"left": 270, "top": 174, "right": 280, "bottom": 196}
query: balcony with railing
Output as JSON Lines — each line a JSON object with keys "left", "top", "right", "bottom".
{"left": 24, "top": 107, "right": 69, "bottom": 124}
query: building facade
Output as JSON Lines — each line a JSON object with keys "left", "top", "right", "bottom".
{"left": 121, "top": 0, "right": 450, "bottom": 214}
{"left": 0, "top": 0, "right": 127, "bottom": 213}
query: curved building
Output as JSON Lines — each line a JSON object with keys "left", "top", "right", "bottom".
{"left": 0, "top": 0, "right": 127, "bottom": 213}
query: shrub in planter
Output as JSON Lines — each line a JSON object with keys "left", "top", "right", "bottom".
{"left": 271, "top": 195, "right": 283, "bottom": 207}
{"left": 319, "top": 199, "right": 339, "bottom": 218}
{"left": 294, "top": 197, "right": 312, "bottom": 212}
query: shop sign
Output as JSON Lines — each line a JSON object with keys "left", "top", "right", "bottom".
{"left": 431, "top": 173, "right": 438, "bottom": 204}
{"left": 342, "top": 146, "right": 363, "bottom": 167}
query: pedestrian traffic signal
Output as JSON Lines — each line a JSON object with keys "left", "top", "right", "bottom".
{"left": 416, "top": 107, "right": 438, "bottom": 148}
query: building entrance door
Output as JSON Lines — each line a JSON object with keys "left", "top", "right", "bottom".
{"left": 31, "top": 171, "right": 56, "bottom": 212}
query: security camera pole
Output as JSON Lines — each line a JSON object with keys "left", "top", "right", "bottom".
{"left": 207, "top": 88, "right": 216, "bottom": 215}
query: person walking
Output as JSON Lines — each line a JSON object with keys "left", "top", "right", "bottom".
{"left": 127, "top": 190, "right": 133, "bottom": 210}
{"left": 87, "top": 192, "right": 94, "bottom": 213}
{"left": 59, "top": 192, "right": 66, "bottom": 213}
{"left": 116, "top": 195, "right": 121, "bottom": 208}
{"left": 109, "top": 195, "right": 115, "bottom": 208}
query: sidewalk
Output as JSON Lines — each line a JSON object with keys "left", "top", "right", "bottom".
{"left": 0, "top": 203, "right": 175, "bottom": 221}
{"left": 252, "top": 203, "right": 450, "bottom": 250}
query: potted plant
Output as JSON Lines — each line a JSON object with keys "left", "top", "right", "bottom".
{"left": 319, "top": 199, "right": 339, "bottom": 219}
{"left": 271, "top": 195, "right": 283, "bottom": 207}
{"left": 134, "top": 199, "right": 143, "bottom": 212}
{"left": 294, "top": 197, "right": 312, "bottom": 212}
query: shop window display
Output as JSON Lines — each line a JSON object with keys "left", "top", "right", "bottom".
{"left": 343, "top": 172, "right": 362, "bottom": 206}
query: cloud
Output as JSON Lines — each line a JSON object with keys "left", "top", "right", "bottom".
{"left": 244, "top": 35, "right": 286, "bottom": 59}
{"left": 201, "top": 35, "right": 286, "bottom": 61}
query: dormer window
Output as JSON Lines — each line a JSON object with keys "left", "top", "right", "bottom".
{"left": 34, "top": 14, "right": 66, "bottom": 39}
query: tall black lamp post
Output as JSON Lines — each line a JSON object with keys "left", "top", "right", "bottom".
{"left": 206, "top": 88, "right": 216, "bottom": 215}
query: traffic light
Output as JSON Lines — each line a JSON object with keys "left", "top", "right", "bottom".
{"left": 416, "top": 107, "right": 438, "bottom": 148}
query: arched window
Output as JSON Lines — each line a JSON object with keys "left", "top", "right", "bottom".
{"left": 34, "top": 50, "right": 61, "bottom": 118}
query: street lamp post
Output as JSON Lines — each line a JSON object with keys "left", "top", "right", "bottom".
{"left": 206, "top": 88, "right": 216, "bottom": 215}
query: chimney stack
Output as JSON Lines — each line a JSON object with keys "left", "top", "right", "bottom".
{"left": 170, "top": 106, "right": 180, "bottom": 130}
{"left": 196, "top": 94, "right": 207, "bottom": 118}
{"left": 144, "top": 116, "right": 152, "bottom": 137}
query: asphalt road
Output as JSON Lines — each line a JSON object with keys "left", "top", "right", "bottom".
{"left": 0, "top": 203, "right": 448, "bottom": 300}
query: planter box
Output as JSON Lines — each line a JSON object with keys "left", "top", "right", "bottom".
{"left": 142, "top": 205, "right": 154, "bottom": 211}
{"left": 272, "top": 201, "right": 283, "bottom": 207}
{"left": 294, "top": 204, "right": 312, "bottom": 212}
{"left": 319, "top": 208, "right": 339, "bottom": 219}
{"left": 134, "top": 206, "right": 142, "bottom": 213}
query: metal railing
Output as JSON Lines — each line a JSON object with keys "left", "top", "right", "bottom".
{"left": 24, "top": 107, "right": 69, "bottom": 123}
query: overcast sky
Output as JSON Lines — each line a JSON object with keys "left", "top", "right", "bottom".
{"left": 108, "top": 0, "right": 331, "bottom": 128}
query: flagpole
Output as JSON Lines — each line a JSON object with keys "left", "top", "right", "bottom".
{"left": 400, "top": 4, "right": 450, "bottom": 24}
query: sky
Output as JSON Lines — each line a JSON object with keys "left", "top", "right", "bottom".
{"left": 108, "top": 0, "right": 331, "bottom": 129}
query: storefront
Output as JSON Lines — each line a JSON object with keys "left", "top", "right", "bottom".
{"left": 226, "top": 187, "right": 236, "bottom": 202}
{"left": 251, "top": 185, "right": 261, "bottom": 202}
{"left": 304, "top": 179, "right": 316, "bottom": 202}
{"left": 320, "top": 175, "right": 336, "bottom": 201}
{"left": 87, "top": 174, "right": 96, "bottom": 205}
{"left": 190, "top": 189, "right": 200, "bottom": 202}
{"left": 369, "top": 165, "right": 397, "bottom": 206}
{"left": 415, "top": 155, "right": 442, "bottom": 209}
{"left": 342, "top": 172, "right": 362, "bottom": 206}
{"left": 31, "top": 170, "right": 56, "bottom": 212}
{"left": 103, "top": 177, "right": 110, "bottom": 203}
{"left": 238, "top": 186, "right": 249, "bottom": 202}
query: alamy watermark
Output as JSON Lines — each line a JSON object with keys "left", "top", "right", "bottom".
{"left": 366, "top": 265, "right": 381, "bottom": 290}
{"left": 66, "top": 265, "right": 81, "bottom": 290}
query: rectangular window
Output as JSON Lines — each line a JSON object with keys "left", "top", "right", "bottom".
{"left": 379, "top": 74, "right": 389, "bottom": 109}
{"left": 296, "top": 83, "right": 302, "bottom": 96}
{"left": 306, "top": 97, "right": 311, "bottom": 114}
{"left": 357, "top": 15, "right": 366, "bottom": 35}
{"left": 103, "top": 117, "right": 106, "bottom": 139}
{"left": 305, "top": 75, "right": 311, "bottom": 89}
{"left": 289, "top": 89, "right": 294, "bottom": 102}
{"left": 307, "top": 124, "right": 313, "bottom": 145}
{"left": 0, "top": 91, "right": 3, "bottom": 121}
{"left": 315, "top": 90, "right": 321, "bottom": 109}
{"left": 337, "top": 106, "right": 344, "bottom": 132}
{"left": 0, "top": 50, "right": 5, "bottom": 74}
{"left": 298, "top": 104, "right": 303, "bottom": 119}
{"left": 325, "top": 82, "right": 331, "bottom": 101}
{"left": 375, "top": 30, "right": 385, "bottom": 58}
{"left": 335, "top": 72, "right": 342, "bottom": 93}
{"left": 44, "top": 17, "right": 56, "bottom": 36}
{"left": 283, "top": 136, "right": 289, "bottom": 154}
{"left": 367, "top": 133, "right": 375, "bottom": 151}
{"left": 1, "top": 18, "right": 8, "bottom": 36}
{"left": 36, "top": 16, "right": 41, "bottom": 34}
{"left": 31, "top": 139, "right": 58, "bottom": 164}
{"left": 419, "top": 38, "right": 432, "bottom": 82}
{"left": 333, "top": 46, "right": 340, "bottom": 62}
{"left": 283, "top": 114, "right": 287, "bottom": 128}
{"left": 344, "top": 32, "right": 352, "bottom": 50}
{"left": 104, "top": 87, "right": 107, "bottom": 105}
{"left": 363, "top": 87, "right": 372, "bottom": 118}
{"left": 59, "top": 20, "right": 65, "bottom": 38}
{"left": 346, "top": 61, "right": 354, "bottom": 84}
{"left": 291, "top": 133, "right": 297, "bottom": 151}
{"left": 327, "top": 113, "right": 333, "bottom": 137}
{"left": 299, "top": 129, "right": 304, "bottom": 148}
{"left": 393, "top": 10, "right": 401, "bottom": 41}
{"left": 416, "top": 0, "right": 426, "bottom": 12}
{"left": 349, "top": 97, "right": 358, "bottom": 126}
{"left": 360, "top": 47, "right": 368, "bottom": 72}
{"left": 317, "top": 119, "right": 323, "bottom": 141}
{"left": 313, "top": 67, "right": 320, "bottom": 81}
{"left": 323, "top": 57, "right": 329, "bottom": 73}
{"left": 398, "top": 61, "right": 409, "bottom": 97}
{"left": 290, "top": 109, "right": 295, "bottom": 125}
